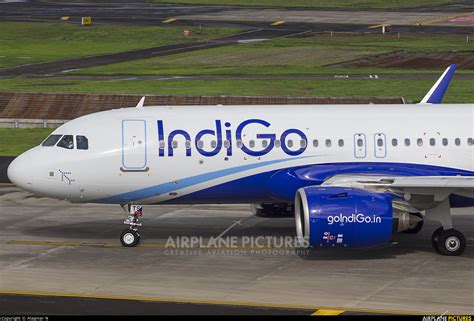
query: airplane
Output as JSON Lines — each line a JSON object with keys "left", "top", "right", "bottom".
{"left": 7, "top": 64, "right": 473, "bottom": 256}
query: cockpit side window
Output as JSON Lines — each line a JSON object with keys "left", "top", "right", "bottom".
{"left": 76, "top": 136, "right": 89, "bottom": 150}
{"left": 57, "top": 135, "right": 74, "bottom": 149}
{"left": 42, "top": 135, "right": 63, "bottom": 147}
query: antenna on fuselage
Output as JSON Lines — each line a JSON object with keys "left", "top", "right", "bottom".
{"left": 136, "top": 96, "right": 146, "bottom": 109}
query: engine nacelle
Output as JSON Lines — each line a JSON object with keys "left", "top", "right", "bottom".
{"left": 295, "top": 186, "right": 396, "bottom": 248}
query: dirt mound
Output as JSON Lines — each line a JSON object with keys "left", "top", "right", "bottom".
{"left": 329, "top": 51, "right": 474, "bottom": 69}
{"left": 0, "top": 93, "right": 404, "bottom": 120}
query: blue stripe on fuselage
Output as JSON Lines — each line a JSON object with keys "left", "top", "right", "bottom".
{"left": 161, "top": 162, "right": 474, "bottom": 205}
{"left": 93, "top": 161, "right": 474, "bottom": 205}
{"left": 449, "top": 194, "right": 474, "bottom": 208}
{"left": 94, "top": 156, "right": 312, "bottom": 203}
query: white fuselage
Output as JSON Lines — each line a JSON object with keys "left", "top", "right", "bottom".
{"left": 7, "top": 104, "right": 474, "bottom": 204}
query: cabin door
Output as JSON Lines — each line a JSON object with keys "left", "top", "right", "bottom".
{"left": 122, "top": 120, "right": 147, "bottom": 171}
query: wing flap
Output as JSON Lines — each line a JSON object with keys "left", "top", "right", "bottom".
{"left": 391, "top": 176, "right": 474, "bottom": 189}
{"left": 323, "top": 174, "right": 473, "bottom": 190}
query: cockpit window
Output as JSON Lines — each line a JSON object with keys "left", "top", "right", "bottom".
{"left": 42, "top": 135, "right": 63, "bottom": 147}
{"left": 57, "top": 135, "right": 74, "bottom": 149}
{"left": 76, "top": 136, "right": 89, "bottom": 150}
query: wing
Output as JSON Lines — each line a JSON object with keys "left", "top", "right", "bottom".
{"left": 269, "top": 163, "right": 474, "bottom": 210}
{"left": 322, "top": 174, "right": 474, "bottom": 208}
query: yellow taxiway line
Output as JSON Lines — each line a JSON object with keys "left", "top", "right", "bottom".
{"left": 162, "top": 18, "right": 176, "bottom": 23}
{"left": 0, "top": 289, "right": 430, "bottom": 315}
{"left": 312, "top": 309, "right": 345, "bottom": 316}
{"left": 3, "top": 240, "right": 279, "bottom": 249}
{"left": 270, "top": 20, "right": 285, "bottom": 26}
{"left": 368, "top": 24, "right": 390, "bottom": 29}
{"left": 5, "top": 240, "right": 123, "bottom": 248}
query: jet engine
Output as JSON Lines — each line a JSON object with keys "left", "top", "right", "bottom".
{"left": 294, "top": 186, "right": 422, "bottom": 248}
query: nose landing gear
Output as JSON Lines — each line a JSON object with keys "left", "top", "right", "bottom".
{"left": 120, "top": 229, "right": 140, "bottom": 247}
{"left": 120, "top": 205, "right": 142, "bottom": 247}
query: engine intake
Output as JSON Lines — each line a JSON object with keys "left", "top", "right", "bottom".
{"left": 295, "top": 186, "right": 419, "bottom": 248}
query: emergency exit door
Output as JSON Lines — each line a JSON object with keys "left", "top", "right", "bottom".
{"left": 122, "top": 120, "right": 147, "bottom": 171}
{"left": 374, "top": 133, "right": 387, "bottom": 158}
{"left": 353, "top": 133, "right": 366, "bottom": 158}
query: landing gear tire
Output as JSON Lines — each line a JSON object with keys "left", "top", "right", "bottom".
{"left": 120, "top": 229, "right": 140, "bottom": 247}
{"left": 436, "top": 229, "right": 466, "bottom": 256}
{"left": 431, "top": 227, "right": 444, "bottom": 253}
{"left": 251, "top": 204, "right": 265, "bottom": 217}
{"left": 403, "top": 213, "right": 424, "bottom": 234}
{"left": 251, "top": 203, "right": 294, "bottom": 218}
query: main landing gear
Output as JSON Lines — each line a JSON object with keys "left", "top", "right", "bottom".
{"left": 426, "top": 198, "right": 466, "bottom": 256}
{"left": 251, "top": 203, "right": 294, "bottom": 218}
{"left": 120, "top": 204, "right": 142, "bottom": 247}
{"left": 431, "top": 227, "right": 466, "bottom": 256}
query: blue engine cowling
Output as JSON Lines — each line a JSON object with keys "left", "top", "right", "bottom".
{"left": 294, "top": 186, "right": 394, "bottom": 248}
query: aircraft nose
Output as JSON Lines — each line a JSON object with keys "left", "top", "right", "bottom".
{"left": 7, "top": 153, "right": 34, "bottom": 190}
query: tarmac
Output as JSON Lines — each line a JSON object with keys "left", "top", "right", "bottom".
{"left": 1, "top": 2, "right": 473, "bottom": 77}
{"left": 0, "top": 1, "right": 473, "bottom": 314}
{"left": 0, "top": 185, "right": 473, "bottom": 315}
{"left": 2, "top": 1, "right": 473, "bottom": 30}
{"left": 0, "top": 28, "right": 303, "bottom": 76}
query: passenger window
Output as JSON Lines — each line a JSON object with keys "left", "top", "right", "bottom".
{"left": 172, "top": 140, "right": 178, "bottom": 149}
{"left": 287, "top": 140, "right": 293, "bottom": 148}
{"left": 377, "top": 138, "right": 384, "bottom": 147}
{"left": 326, "top": 139, "right": 332, "bottom": 147}
{"left": 274, "top": 140, "right": 281, "bottom": 148}
{"left": 404, "top": 138, "right": 410, "bottom": 147}
{"left": 430, "top": 138, "right": 436, "bottom": 146}
{"left": 357, "top": 139, "right": 363, "bottom": 147}
{"left": 392, "top": 139, "right": 398, "bottom": 147}
{"left": 300, "top": 139, "right": 307, "bottom": 148}
{"left": 468, "top": 138, "right": 473, "bottom": 146}
{"left": 262, "top": 140, "right": 268, "bottom": 148}
{"left": 236, "top": 140, "right": 242, "bottom": 148}
{"left": 249, "top": 140, "right": 255, "bottom": 148}
{"left": 313, "top": 139, "right": 319, "bottom": 148}
{"left": 224, "top": 140, "right": 230, "bottom": 149}
{"left": 42, "top": 135, "right": 62, "bottom": 147}
{"left": 417, "top": 138, "right": 423, "bottom": 146}
{"left": 197, "top": 140, "right": 204, "bottom": 148}
{"left": 455, "top": 138, "right": 461, "bottom": 146}
{"left": 76, "top": 136, "right": 88, "bottom": 150}
{"left": 442, "top": 138, "right": 448, "bottom": 146}
{"left": 211, "top": 140, "right": 217, "bottom": 148}
{"left": 159, "top": 140, "right": 165, "bottom": 149}
{"left": 57, "top": 135, "right": 74, "bottom": 149}
{"left": 338, "top": 139, "right": 344, "bottom": 147}
{"left": 185, "top": 140, "right": 191, "bottom": 149}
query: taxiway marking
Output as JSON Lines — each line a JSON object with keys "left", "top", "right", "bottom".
{"left": 312, "top": 309, "right": 345, "bottom": 315}
{"left": 0, "top": 290, "right": 429, "bottom": 315}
